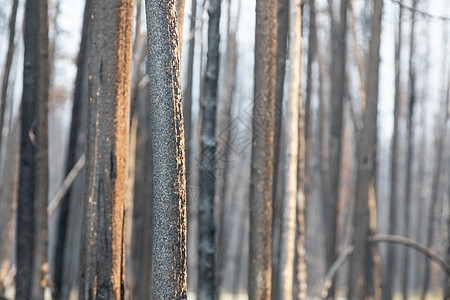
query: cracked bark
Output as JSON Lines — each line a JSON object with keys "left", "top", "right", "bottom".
{"left": 79, "top": 0, "right": 133, "bottom": 298}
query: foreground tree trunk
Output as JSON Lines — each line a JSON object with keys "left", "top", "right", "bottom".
{"left": 79, "top": 0, "right": 133, "bottom": 298}
{"left": 145, "top": 0, "right": 187, "bottom": 298}
{"left": 16, "top": 0, "right": 50, "bottom": 299}
{"left": 249, "top": 0, "right": 277, "bottom": 298}
{"left": 348, "top": 0, "right": 382, "bottom": 299}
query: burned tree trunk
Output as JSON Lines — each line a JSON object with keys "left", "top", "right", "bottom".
{"left": 16, "top": 0, "right": 50, "bottom": 299}
{"left": 348, "top": 0, "right": 383, "bottom": 299}
{"left": 248, "top": 0, "right": 277, "bottom": 298}
{"left": 79, "top": 0, "right": 133, "bottom": 298}
{"left": 197, "top": 0, "right": 221, "bottom": 298}
{"left": 144, "top": 0, "right": 187, "bottom": 298}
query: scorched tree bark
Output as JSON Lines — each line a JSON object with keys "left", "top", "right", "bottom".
{"left": 145, "top": 0, "right": 188, "bottom": 298}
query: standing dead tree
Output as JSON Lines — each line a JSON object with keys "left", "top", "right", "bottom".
{"left": 248, "top": 0, "right": 277, "bottom": 298}
{"left": 79, "top": 0, "right": 133, "bottom": 298}
{"left": 197, "top": 0, "right": 221, "bottom": 297}
{"left": 348, "top": 0, "right": 383, "bottom": 298}
{"left": 145, "top": 0, "right": 188, "bottom": 298}
{"left": 16, "top": 0, "right": 50, "bottom": 299}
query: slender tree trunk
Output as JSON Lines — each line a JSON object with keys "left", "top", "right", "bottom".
{"left": 420, "top": 69, "right": 450, "bottom": 300}
{"left": 326, "top": 1, "right": 347, "bottom": 297}
{"left": 402, "top": 2, "right": 418, "bottom": 298}
{"left": 79, "top": 0, "right": 133, "bottom": 297}
{"left": 275, "top": 1, "right": 301, "bottom": 299}
{"left": 53, "top": 1, "right": 90, "bottom": 299}
{"left": 197, "top": 0, "right": 221, "bottom": 298}
{"left": 384, "top": 3, "right": 402, "bottom": 300}
{"left": 16, "top": 0, "right": 50, "bottom": 298}
{"left": 0, "top": 0, "right": 19, "bottom": 152}
{"left": 271, "top": 0, "right": 288, "bottom": 294}
{"left": 145, "top": 0, "right": 187, "bottom": 298}
{"left": 292, "top": 4, "right": 306, "bottom": 299}
{"left": 249, "top": 0, "right": 277, "bottom": 297}
{"left": 348, "top": 0, "right": 382, "bottom": 299}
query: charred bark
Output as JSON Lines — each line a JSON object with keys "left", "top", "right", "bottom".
{"left": 145, "top": 0, "right": 187, "bottom": 298}
{"left": 16, "top": 0, "right": 50, "bottom": 298}
{"left": 79, "top": 0, "right": 133, "bottom": 298}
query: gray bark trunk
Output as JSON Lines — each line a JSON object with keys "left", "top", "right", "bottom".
{"left": 16, "top": 0, "right": 50, "bottom": 298}
{"left": 79, "top": 0, "right": 133, "bottom": 298}
{"left": 384, "top": 3, "right": 402, "bottom": 300}
{"left": 248, "top": 0, "right": 277, "bottom": 298}
{"left": 145, "top": 0, "right": 188, "bottom": 298}
{"left": 348, "top": 0, "right": 382, "bottom": 298}
{"left": 197, "top": 0, "right": 221, "bottom": 298}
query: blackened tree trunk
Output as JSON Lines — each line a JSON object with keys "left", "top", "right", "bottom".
{"left": 249, "top": 0, "right": 277, "bottom": 298}
{"left": 16, "top": 0, "right": 50, "bottom": 299}
{"left": 79, "top": 0, "right": 133, "bottom": 298}
{"left": 348, "top": 0, "right": 382, "bottom": 299}
{"left": 197, "top": 0, "right": 221, "bottom": 298}
{"left": 384, "top": 3, "right": 402, "bottom": 300}
{"left": 53, "top": 1, "right": 90, "bottom": 299}
{"left": 145, "top": 0, "right": 187, "bottom": 298}
{"left": 326, "top": 1, "right": 347, "bottom": 298}
{"left": 0, "top": 0, "right": 19, "bottom": 151}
